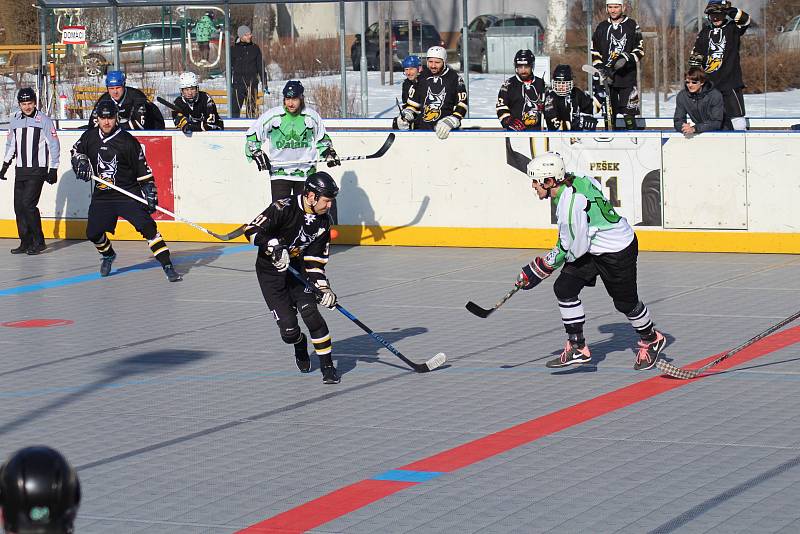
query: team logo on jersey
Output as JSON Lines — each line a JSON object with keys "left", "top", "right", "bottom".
{"left": 608, "top": 33, "right": 628, "bottom": 62}
{"left": 304, "top": 213, "right": 317, "bottom": 225}
{"left": 96, "top": 153, "right": 117, "bottom": 189}
{"left": 423, "top": 86, "right": 446, "bottom": 123}
{"left": 274, "top": 128, "right": 310, "bottom": 150}
{"left": 705, "top": 31, "right": 726, "bottom": 74}
{"left": 522, "top": 92, "right": 539, "bottom": 127}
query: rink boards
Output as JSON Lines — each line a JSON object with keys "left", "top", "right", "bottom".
{"left": 0, "top": 129, "right": 797, "bottom": 253}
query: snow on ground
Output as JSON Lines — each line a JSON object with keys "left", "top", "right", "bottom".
{"left": 3, "top": 66, "right": 800, "bottom": 121}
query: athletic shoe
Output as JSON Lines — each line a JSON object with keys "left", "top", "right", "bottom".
{"left": 163, "top": 263, "right": 183, "bottom": 282}
{"left": 545, "top": 340, "right": 592, "bottom": 368}
{"left": 321, "top": 364, "right": 340, "bottom": 384}
{"left": 100, "top": 253, "right": 116, "bottom": 277}
{"left": 634, "top": 330, "right": 666, "bottom": 371}
{"left": 294, "top": 333, "right": 311, "bottom": 373}
{"left": 10, "top": 244, "right": 30, "bottom": 254}
{"left": 26, "top": 243, "right": 46, "bottom": 255}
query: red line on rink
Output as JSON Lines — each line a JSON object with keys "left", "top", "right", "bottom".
{"left": 239, "top": 325, "right": 800, "bottom": 533}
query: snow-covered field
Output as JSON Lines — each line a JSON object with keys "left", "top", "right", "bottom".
{"left": 3, "top": 66, "right": 799, "bottom": 121}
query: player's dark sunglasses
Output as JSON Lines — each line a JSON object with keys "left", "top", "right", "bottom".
{"left": 685, "top": 79, "right": 702, "bottom": 85}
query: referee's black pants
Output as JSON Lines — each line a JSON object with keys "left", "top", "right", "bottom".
{"left": 14, "top": 176, "right": 45, "bottom": 248}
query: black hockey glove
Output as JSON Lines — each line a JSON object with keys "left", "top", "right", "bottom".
{"left": 73, "top": 154, "right": 92, "bottom": 182}
{"left": 181, "top": 122, "right": 193, "bottom": 135}
{"left": 579, "top": 115, "right": 598, "bottom": 131}
{"left": 46, "top": 168, "right": 58, "bottom": 185}
{"left": 516, "top": 257, "right": 554, "bottom": 290}
{"left": 323, "top": 148, "right": 341, "bottom": 168}
{"left": 598, "top": 66, "right": 614, "bottom": 82}
{"left": 252, "top": 150, "right": 271, "bottom": 172}
{"left": 613, "top": 53, "right": 629, "bottom": 72}
{"left": 141, "top": 181, "right": 158, "bottom": 214}
{"left": 0, "top": 161, "right": 9, "bottom": 181}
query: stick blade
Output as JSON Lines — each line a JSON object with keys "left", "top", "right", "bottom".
{"left": 656, "top": 359, "right": 699, "bottom": 380}
{"left": 423, "top": 352, "right": 447, "bottom": 372}
{"left": 370, "top": 133, "right": 396, "bottom": 158}
{"left": 465, "top": 301, "right": 493, "bottom": 318}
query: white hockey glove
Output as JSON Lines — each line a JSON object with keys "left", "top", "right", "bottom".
{"left": 314, "top": 279, "right": 337, "bottom": 309}
{"left": 400, "top": 107, "right": 417, "bottom": 123}
{"left": 265, "top": 238, "right": 289, "bottom": 272}
{"left": 435, "top": 115, "right": 461, "bottom": 140}
{"left": 396, "top": 115, "right": 411, "bottom": 131}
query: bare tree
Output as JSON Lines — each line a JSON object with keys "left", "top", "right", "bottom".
{"left": 0, "top": 1, "right": 39, "bottom": 45}
{"left": 546, "top": 0, "right": 568, "bottom": 54}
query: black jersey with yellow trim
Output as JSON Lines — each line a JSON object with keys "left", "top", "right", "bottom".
{"left": 244, "top": 194, "right": 332, "bottom": 283}
{"left": 70, "top": 126, "right": 154, "bottom": 202}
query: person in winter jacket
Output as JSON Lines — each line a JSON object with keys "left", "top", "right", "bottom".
{"left": 231, "top": 25, "right": 264, "bottom": 118}
{"left": 673, "top": 67, "right": 729, "bottom": 136}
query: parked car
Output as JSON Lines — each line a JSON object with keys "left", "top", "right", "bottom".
{"left": 84, "top": 23, "right": 221, "bottom": 76}
{"left": 775, "top": 15, "right": 800, "bottom": 50}
{"left": 458, "top": 14, "right": 545, "bottom": 72}
{"left": 351, "top": 20, "right": 444, "bottom": 71}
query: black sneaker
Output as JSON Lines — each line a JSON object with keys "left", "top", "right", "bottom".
{"left": 545, "top": 341, "right": 592, "bottom": 368}
{"left": 26, "top": 243, "right": 46, "bottom": 255}
{"left": 10, "top": 244, "right": 30, "bottom": 254}
{"left": 321, "top": 364, "right": 340, "bottom": 384}
{"left": 100, "top": 253, "right": 116, "bottom": 277}
{"left": 163, "top": 263, "right": 182, "bottom": 282}
{"left": 294, "top": 334, "right": 311, "bottom": 373}
{"left": 634, "top": 331, "right": 666, "bottom": 371}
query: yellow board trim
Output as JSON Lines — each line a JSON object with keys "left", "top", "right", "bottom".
{"left": 1, "top": 220, "right": 798, "bottom": 254}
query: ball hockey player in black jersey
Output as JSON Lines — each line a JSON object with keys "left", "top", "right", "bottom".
{"left": 543, "top": 64, "right": 599, "bottom": 131}
{"left": 244, "top": 172, "right": 341, "bottom": 384}
{"left": 71, "top": 100, "right": 182, "bottom": 282}
{"left": 399, "top": 46, "right": 467, "bottom": 139}
{"left": 591, "top": 0, "right": 645, "bottom": 130}
{"left": 87, "top": 70, "right": 150, "bottom": 130}
{"left": 496, "top": 49, "right": 546, "bottom": 131}
{"left": 689, "top": 0, "right": 751, "bottom": 130}
{"left": 171, "top": 72, "right": 224, "bottom": 134}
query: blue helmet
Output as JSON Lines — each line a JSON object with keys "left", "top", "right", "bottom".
{"left": 402, "top": 55, "right": 421, "bottom": 69}
{"left": 105, "top": 70, "right": 126, "bottom": 88}
{"left": 282, "top": 80, "right": 304, "bottom": 98}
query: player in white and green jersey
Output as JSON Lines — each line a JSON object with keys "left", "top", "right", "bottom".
{"left": 515, "top": 152, "right": 666, "bottom": 370}
{"left": 245, "top": 80, "right": 341, "bottom": 202}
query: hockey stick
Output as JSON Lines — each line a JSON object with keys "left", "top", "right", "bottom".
{"left": 89, "top": 175, "right": 246, "bottom": 241}
{"left": 287, "top": 266, "right": 447, "bottom": 373}
{"left": 271, "top": 133, "right": 396, "bottom": 167}
{"left": 656, "top": 310, "right": 800, "bottom": 379}
{"left": 466, "top": 285, "right": 521, "bottom": 319}
{"left": 581, "top": 65, "right": 613, "bottom": 131}
{"left": 505, "top": 137, "right": 531, "bottom": 175}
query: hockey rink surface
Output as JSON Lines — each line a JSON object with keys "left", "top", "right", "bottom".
{"left": 1, "top": 239, "right": 799, "bottom": 534}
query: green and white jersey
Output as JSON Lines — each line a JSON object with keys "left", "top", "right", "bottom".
{"left": 245, "top": 106, "right": 333, "bottom": 181}
{"left": 544, "top": 175, "right": 635, "bottom": 269}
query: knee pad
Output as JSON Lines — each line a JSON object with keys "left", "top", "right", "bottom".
{"left": 553, "top": 275, "right": 581, "bottom": 301}
{"left": 614, "top": 299, "right": 638, "bottom": 316}
{"left": 278, "top": 324, "right": 302, "bottom": 345}
{"left": 299, "top": 302, "right": 325, "bottom": 333}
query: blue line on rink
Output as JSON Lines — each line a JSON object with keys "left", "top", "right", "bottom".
{"left": 372, "top": 469, "right": 444, "bottom": 483}
{"left": 0, "top": 244, "right": 252, "bottom": 297}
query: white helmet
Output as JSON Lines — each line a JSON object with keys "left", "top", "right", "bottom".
{"left": 426, "top": 46, "right": 447, "bottom": 62}
{"left": 527, "top": 152, "right": 566, "bottom": 184}
{"left": 605, "top": 0, "right": 623, "bottom": 5}
{"left": 179, "top": 72, "right": 199, "bottom": 89}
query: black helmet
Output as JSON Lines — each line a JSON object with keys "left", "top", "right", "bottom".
{"left": 304, "top": 171, "right": 339, "bottom": 199}
{"left": 552, "top": 64, "right": 574, "bottom": 97}
{"left": 283, "top": 80, "right": 304, "bottom": 98}
{"left": 514, "top": 49, "right": 535, "bottom": 67}
{"left": 704, "top": 0, "right": 730, "bottom": 14}
{"left": 0, "top": 446, "right": 81, "bottom": 534}
{"left": 17, "top": 88, "right": 36, "bottom": 103}
{"left": 96, "top": 99, "right": 118, "bottom": 119}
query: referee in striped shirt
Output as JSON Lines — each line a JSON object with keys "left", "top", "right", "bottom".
{"left": 1, "top": 88, "right": 60, "bottom": 255}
